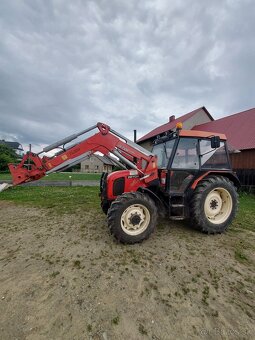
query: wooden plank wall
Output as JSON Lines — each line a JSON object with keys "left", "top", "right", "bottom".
{"left": 230, "top": 149, "right": 255, "bottom": 169}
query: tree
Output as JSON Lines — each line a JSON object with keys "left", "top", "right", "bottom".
{"left": 0, "top": 144, "right": 18, "bottom": 171}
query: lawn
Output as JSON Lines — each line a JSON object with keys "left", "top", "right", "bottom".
{"left": 0, "top": 172, "right": 101, "bottom": 181}
{"left": 0, "top": 186, "right": 101, "bottom": 214}
{"left": 0, "top": 186, "right": 254, "bottom": 232}
{"left": 234, "top": 193, "right": 255, "bottom": 231}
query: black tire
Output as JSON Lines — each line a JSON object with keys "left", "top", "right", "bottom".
{"left": 107, "top": 192, "right": 158, "bottom": 244}
{"left": 190, "top": 175, "right": 238, "bottom": 234}
{"left": 101, "top": 199, "right": 111, "bottom": 215}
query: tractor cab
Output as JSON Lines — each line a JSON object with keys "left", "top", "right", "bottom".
{"left": 152, "top": 126, "right": 231, "bottom": 195}
{"left": 151, "top": 126, "right": 238, "bottom": 222}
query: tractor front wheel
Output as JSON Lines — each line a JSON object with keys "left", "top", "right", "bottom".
{"left": 190, "top": 176, "right": 238, "bottom": 233}
{"left": 107, "top": 192, "right": 158, "bottom": 244}
{"left": 101, "top": 199, "right": 111, "bottom": 215}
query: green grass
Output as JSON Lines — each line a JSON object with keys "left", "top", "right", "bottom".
{"left": 0, "top": 172, "right": 101, "bottom": 181}
{"left": 234, "top": 248, "right": 249, "bottom": 263}
{"left": 232, "top": 193, "right": 255, "bottom": 232}
{"left": 0, "top": 187, "right": 254, "bottom": 231}
{"left": 111, "top": 315, "right": 120, "bottom": 325}
{"left": 202, "top": 285, "right": 210, "bottom": 305}
{"left": 0, "top": 186, "right": 100, "bottom": 214}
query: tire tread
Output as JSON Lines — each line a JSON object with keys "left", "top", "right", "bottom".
{"left": 107, "top": 191, "right": 158, "bottom": 244}
{"left": 190, "top": 175, "right": 238, "bottom": 234}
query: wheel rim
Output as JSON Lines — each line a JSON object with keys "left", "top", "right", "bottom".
{"left": 120, "top": 204, "right": 150, "bottom": 236}
{"left": 204, "top": 187, "right": 233, "bottom": 224}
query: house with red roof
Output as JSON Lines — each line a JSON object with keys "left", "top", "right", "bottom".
{"left": 138, "top": 107, "right": 255, "bottom": 189}
{"left": 138, "top": 107, "right": 214, "bottom": 150}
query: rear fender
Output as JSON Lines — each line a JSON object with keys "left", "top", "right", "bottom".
{"left": 191, "top": 171, "right": 240, "bottom": 190}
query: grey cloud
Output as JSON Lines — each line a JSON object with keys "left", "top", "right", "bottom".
{"left": 0, "top": 0, "right": 254, "bottom": 150}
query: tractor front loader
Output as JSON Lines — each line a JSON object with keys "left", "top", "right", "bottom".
{"left": 7, "top": 122, "right": 239, "bottom": 244}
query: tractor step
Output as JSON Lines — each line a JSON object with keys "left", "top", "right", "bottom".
{"left": 170, "top": 204, "right": 185, "bottom": 208}
{"left": 169, "top": 193, "right": 185, "bottom": 219}
{"left": 170, "top": 216, "right": 185, "bottom": 220}
{"left": 169, "top": 192, "right": 185, "bottom": 197}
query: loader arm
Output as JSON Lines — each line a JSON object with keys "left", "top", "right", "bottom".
{"left": 9, "top": 122, "right": 158, "bottom": 186}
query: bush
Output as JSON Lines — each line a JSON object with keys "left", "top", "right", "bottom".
{"left": 0, "top": 144, "right": 18, "bottom": 171}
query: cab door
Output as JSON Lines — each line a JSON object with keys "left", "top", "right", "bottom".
{"left": 168, "top": 137, "right": 199, "bottom": 193}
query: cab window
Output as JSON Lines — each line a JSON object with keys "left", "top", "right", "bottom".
{"left": 200, "top": 140, "right": 230, "bottom": 169}
{"left": 152, "top": 139, "right": 175, "bottom": 168}
{"left": 172, "top": 138, "right": 199, "bottom": 169}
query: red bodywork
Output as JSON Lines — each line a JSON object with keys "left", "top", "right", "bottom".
{"left": 106, "top": 170, "right": 147, "bottom": 200}
{"left": 8, "top": 123, "right": 158, "bottom": 190}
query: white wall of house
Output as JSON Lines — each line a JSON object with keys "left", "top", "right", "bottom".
{"left": 80, "top": 155, "right": 113, "bottom": 173}
{"left": 183, "top": 109, "right": 212, "bottom": 130}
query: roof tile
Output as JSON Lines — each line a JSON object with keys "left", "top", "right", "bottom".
{"left": 193, "top": 108, "right": 255, "bottom": 150}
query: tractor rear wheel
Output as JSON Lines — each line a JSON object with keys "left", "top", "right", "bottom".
{"left": 107, "top": 192, "right": 158, "bottom": 244}
{"left": 190, "top": 176, "right": 238, "bottom": 233}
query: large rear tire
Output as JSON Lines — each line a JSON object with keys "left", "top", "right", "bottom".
{"left": 107, "top": 192, "right": 158, "bottom": 244}
{"left": 190, "top": 176, "right": 238, "bottom": 233}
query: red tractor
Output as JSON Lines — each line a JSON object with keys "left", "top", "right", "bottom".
{"left": 8, "top": 122, "right": 239, "bottom": 244}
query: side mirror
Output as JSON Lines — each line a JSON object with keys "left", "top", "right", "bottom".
{"left": 211, "top": 136, "right": 220, "bottom": 149}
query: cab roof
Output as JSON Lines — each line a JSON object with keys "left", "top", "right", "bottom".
{"left": 179, "top": 129, "right": 227, "bottom": 140}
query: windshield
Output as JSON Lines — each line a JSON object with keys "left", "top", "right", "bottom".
{"left": 152, "top": 139, "right": 176, "bottom": 168}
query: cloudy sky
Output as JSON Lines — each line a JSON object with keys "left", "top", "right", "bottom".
{"left": 0, "top": 0, "right": 254, "bottom": 152}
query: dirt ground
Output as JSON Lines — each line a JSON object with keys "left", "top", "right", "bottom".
{"left": 0, "top": 201, "right": 254, "bottom": 340}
